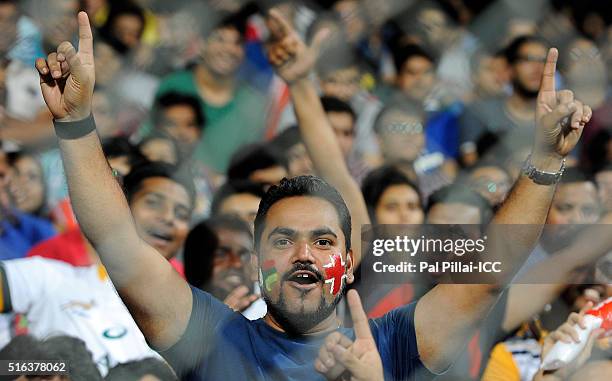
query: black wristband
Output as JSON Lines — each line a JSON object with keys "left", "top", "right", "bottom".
{"left": 53, "top": 114, "right": 96, "bottom": 140}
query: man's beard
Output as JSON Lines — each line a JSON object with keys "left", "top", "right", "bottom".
{"left": 512, "top": 78, "right": 539, "bottom": 99}
{"left": 262, "top": 263, "right": 346, "bottom": 335}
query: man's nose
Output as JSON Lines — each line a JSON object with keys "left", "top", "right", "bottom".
{"left": 568, "top": 207, "right": 585, "bottom": 224}
{"left": 293, "top": 241, "right": 315, "bottom": 263}
{"left": 228, "top": 252, "right": 243, "bottom": 268}
{"left": 158, "top": 204, "right": 175, "bottom": 225}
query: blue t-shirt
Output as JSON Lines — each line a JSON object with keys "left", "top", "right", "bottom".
{"left": 0, "top": 211, "right": 56, "bottom": 260}
{"left": 160, "top": 287, "right": 434, "bottom": 381}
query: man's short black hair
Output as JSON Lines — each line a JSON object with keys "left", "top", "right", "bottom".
{"left": 504, "top": 35, "right": 548, "bottom": 64}
{"left": 208, "top": 2, "right": 259, "bottom": 39}
{"left": 153, "top": 92, "right": 206, "bottom": 131}
{"left": 426, "top": 184, "right": 493, "bottom": 224}
{"left": 227, "top": 143, "right": 286, "bottom": 181}
{"left": 596, "top": 162, "right": 612, "bottom": 174}
{"left": 0, "top": 335, "right": 102, "bottom": 381}
{"left": 271, "top": 126, "right": 306, "bottom": 169}
{"left": 99, "top": 1, "right": 146, "bottom": 54}
{"left": 272, "top": 126, "right": 303, "bottom": 154}
{"left": 184, "top": 215, "right": 252, "bottom": 291}
{"left": 41, "top": 336, "right": 102, "bottom": 381}
{"left": 184, "top": 220, "right": 218, "bottom": 290}
{"left": 361, "top": 165, "right": 423, "bottom": 223}
{"left": 123, "top": 161, "right": 196, "bottom": 208}
{"left": 254, "top": 176, "right": 351, "bottom": 253}
{"left": 320, "top": 96, "right": 356, "bottom": 122}
{"left": 206, "top": 214, "right": 253, "bottom": 239}
{"left": 102, "top": 137, "right": 146, "bottom": 169}
{"left": 105, "top": 358, "right": 177, "bottom": 381}
{"left": 391, "top": 43, "right": 434, "bottom": 74}
{"left": 210, "top": 179, "right": 266, "bottom": 216}
{"left": 0, "top": 335, "right": 47, "bottom": 363}
{"left": 102, "top": 136, "right": 137, "bottom": 159}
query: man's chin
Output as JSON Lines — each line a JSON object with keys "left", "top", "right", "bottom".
{"left": 264, "top": 284, "right": 337, "bottom": 334}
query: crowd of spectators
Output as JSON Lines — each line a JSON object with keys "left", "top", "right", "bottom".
{"left": 0, "top": 0, "right": 610, "bottom": 380}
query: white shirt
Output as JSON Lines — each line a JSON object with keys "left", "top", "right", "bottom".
{"left": 3, "top": 257, "right": 159, "bottom": 375}
{"left": 5, "top": 60, "right": 45, "bottom": 121}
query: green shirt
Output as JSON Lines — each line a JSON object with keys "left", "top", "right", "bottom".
{"left": 154, "top": 69, "right": 267, "bottom": 173}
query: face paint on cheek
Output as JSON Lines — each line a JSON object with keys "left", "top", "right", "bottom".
{"left": 323, "top": 253, "right": 347, "bottom": 296}
{"left": 261, "top": 259, "right": 279, "bottom": 292}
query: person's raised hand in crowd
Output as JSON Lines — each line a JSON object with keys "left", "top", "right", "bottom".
{"left": 533, "top": 302, "right": 605, "bottom": 381}
{"left": 315, "top": 290, "right": 384, "bottom": 381}
{"left": 223, "top": 285, "right": 259, "bottom": 313}
{"left": 35, "top": 11, "right": 94, "bottom": 122}
{"left": 265, "top": 8, "right": 329, "bottom": 85}
{"left": 532, "top": 48, "right": 592, "bottom": 168}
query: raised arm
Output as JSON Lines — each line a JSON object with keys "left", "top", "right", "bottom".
{"left": 415, "top": 48, "right": 593, "bottom": 373}
{"left": 265, "top": 10, "right": 370, "bottom": 265}
{"left": 35, "top": 12, "right": 191, "bottom": 350}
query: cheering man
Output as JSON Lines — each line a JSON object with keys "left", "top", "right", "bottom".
{"left": 36, "top": 10, "right": 591, "bottom": 381}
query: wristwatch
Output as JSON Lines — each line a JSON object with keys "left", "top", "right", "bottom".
{"left": 521, "top": 154, "right": 566, "bottom": 185}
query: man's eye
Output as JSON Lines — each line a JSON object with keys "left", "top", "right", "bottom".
{"left": 274, "top": 239, "right": 291, "bottom": 248}
{"left": 175, "top": 208, "right": 190, "bottom": 221}
{"left": 145, "top": 198, "right": 160, "bottom": 207}
{"left": 384, "top": 203, "right": 398, "bottom": 211}
{"left": 315, "top": 239, "right": 332, "bottom": 247}
{"left": 555, "top": 204, "right": 572, "bottom": 213}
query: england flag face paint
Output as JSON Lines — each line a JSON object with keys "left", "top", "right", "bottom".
{"left": 323, "top": 253, "right": 347, "bottom": 296}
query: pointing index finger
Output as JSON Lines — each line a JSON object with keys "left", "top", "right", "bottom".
{"left": 348, "top": 290, "right": 373, "bottom": 341}
{"left": 539, "top": 48, "right": 558, "bottom": 96}
{"left": 77, "top": 11, "right": 93, "bottom": 58}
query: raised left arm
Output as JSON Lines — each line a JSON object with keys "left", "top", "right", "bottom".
{"left": 415, "top": 48, "right": 593, "bottom": 373}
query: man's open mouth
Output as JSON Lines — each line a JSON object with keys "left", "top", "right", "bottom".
{"left": 147, "top": 229, "right": 173, "bottom": 245}
{"left": 286, "top": 270, "right": 322, "bottom": 289}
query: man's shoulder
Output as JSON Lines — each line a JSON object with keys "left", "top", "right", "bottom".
{"left": 371, "top": 301, "right": 419, "bottom": 329}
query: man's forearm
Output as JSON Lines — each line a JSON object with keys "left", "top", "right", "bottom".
{"left": 56, "top": 117, "right": 143, "bottom": 281}
{"left": 289, "top": 78, "right": 371, "bottom": 264}
{"left": 289, "top": 79, "right": 349, "bottom": 181}
{"left": 494, "top": 154, "right": 562, "bottom": 225}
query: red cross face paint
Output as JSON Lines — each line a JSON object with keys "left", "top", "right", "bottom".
{"left": 323, "top": 253, "right": 347, "bottom": 296}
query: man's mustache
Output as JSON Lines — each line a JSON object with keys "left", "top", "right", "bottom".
{"left": 281, "top": 263, "right": 325, "bottom": 283}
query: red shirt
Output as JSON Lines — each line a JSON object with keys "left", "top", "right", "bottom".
{"left": 27, "top": 227, "right": 185, "bottom": 277}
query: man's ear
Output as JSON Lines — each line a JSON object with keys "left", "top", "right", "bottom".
{"left": 345, "top": 249, "right": 355, "bottom": 284}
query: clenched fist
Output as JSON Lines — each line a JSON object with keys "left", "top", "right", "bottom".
{"left": 266, "top": 9, "right": 329, "bottom": 85}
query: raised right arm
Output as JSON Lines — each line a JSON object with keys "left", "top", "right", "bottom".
{"left": 265, "top": 10, "right": 370, "bottom": 266}
{"left": 35, "top": 12, "right": 191, "bottom": 350}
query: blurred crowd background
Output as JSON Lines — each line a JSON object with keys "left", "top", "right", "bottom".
{"left": 0, "top": 0, "right": 610, "bottom": 380}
